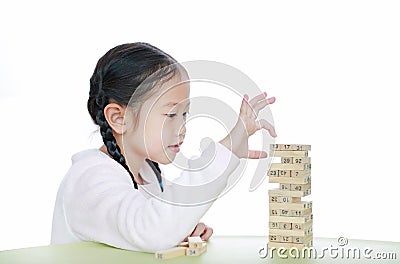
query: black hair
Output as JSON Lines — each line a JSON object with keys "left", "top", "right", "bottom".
{"left": 87, "top": 42, "right": 184, "bottom": 191}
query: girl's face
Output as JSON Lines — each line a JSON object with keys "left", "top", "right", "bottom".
{"left": 124, "top": 74, "right": 190, "bottom": 165}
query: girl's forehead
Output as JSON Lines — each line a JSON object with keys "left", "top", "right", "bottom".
{"left": 153, "top": 79, "right": 190, "bottom": 107}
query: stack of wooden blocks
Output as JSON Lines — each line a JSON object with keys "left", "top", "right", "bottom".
{"left": 268, "top": 144, "right": 313, "bottom": 250}
{"left": 155, "top": 236, "right": 207, "bottom": 260}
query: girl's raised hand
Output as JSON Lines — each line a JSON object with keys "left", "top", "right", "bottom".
{"left": 219, "top": 92, "right": 277, "bottom": 159}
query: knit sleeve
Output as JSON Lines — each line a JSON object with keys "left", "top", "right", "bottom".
{"left": 63, "top": 141, "right": 240, "bottom": 253}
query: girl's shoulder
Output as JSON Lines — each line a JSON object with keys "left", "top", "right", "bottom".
{"left": 71, "top": 149, "right": 113, "bottom": 169}
{"left": 59, "top": 149, "right": 135, "bottom": 203}
{"left": 66, "top": 148, "right": 129, "bottom": 183}
{"left": 71, "top": 148, "right": 110, "bottom": 165}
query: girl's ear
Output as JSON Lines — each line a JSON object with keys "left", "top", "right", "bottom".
{"left": 103, "top": 103, "right": 126, "bottom": 135}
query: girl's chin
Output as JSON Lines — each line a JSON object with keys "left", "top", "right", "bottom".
{"left": 154, "top": 153, "right": 176, "bottom": 165}
{"left": 157, "top": 159, "right": 174, "bottom": 165}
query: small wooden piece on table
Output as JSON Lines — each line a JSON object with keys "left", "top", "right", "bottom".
{"left": 155, "top": 247, "right": 187, "bottom": 260}
{"left": 187, "top": 236, "right": 207, "bottom": 257}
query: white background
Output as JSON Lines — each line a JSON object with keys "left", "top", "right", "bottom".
{"left": 1, "top": 0, "right": 399, "bottom": 251}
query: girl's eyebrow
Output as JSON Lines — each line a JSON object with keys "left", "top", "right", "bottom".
{"left": 162, "top": 101, "right": 191, "bottom": 108}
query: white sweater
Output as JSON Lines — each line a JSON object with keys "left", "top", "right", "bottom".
{"left": 50, "top": 141, "right": 240, "bottom": 253}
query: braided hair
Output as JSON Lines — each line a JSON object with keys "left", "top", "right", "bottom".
{"left": 87, "top": 42, "right": 183, "bottom": 191}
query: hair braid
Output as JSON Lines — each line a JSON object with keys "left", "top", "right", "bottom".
{"left": 95, "top": 72, "right": 138, "bottom": 189}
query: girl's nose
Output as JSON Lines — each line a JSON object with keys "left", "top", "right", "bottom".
{"left": 178, "top": 123, "right": 186, "bottom": 137}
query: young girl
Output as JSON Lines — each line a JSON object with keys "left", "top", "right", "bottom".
{"left": 50, "top": 42, "right": 277, "bottom": 253}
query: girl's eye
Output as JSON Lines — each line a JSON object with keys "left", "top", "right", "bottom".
{"left": 165, "top": 112, "right": 189, "bottom": 118}
{"left": 166, "top": 113, "right": 176, "bottom": 118}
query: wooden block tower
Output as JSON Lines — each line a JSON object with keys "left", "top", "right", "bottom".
{"left": 268, "top": 144, "right": 313, "bottom": 250}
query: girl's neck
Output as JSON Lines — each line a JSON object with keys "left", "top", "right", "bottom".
{"left": 99, "top": 145, "right": 144, "bottom": 185}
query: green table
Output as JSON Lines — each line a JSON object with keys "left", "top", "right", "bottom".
{"left": 0, "top": 236, "right": 399, "bottom": 263}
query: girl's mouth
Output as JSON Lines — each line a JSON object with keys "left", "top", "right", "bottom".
{"left": 168, "top": 141, "right": 183, "bottom": 153}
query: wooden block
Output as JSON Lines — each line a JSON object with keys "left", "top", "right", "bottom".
{"left": 279, "top": 183, "right": 290, "bottom": 190}
{"left": 186, "top": 244, "right": 207, "bottom": 256}
{"left": 290, "top": 208, "right": 312, "bottom": 217}
{"left": 290, "top": 170, "right": 311, "bottom": 177}
{"left": 292, "top": 234, "right": 313, "bottom": 244}
{"left": 270, "top": 208, "right": 288, "bottom": 217}
{"left": 290, "top": 183, "right": 311, "bottom": 191}
{"left": 281, "top": 236, "right": 293, "bottom": 243}
{"left": 269, "top": 222, "right": 279, "bottom": 229}
{"left": 269, "top": 221, "right": 313, "bottom": 231}
{"left": 269, "top": 234, "right": 279, "bottom": 242}
{"left": 194, "top": 242, "right": 207, "bottom": 249}
{"left": 292, "top": 221, "right": 313, "bottom": 231}
{"left": 269, "top": 176, "right": 311, "bottom": 184}
{"left": 269, "top": 196, "right": 301, "bottom": 203}
{"left": 270, "top": 214, "right": 313, "bottom": 224}
{"left": 270, "top": 144, "right": 311, "bottom": 151}
{"left": 268, "top": 236, "right": 313, "bottom": 249}
{"left": 268, "top": 170, "right": 290, "bottom": 177}
{"left": 270, "top": 163, "right": 311, "bottom": 171}
{"left": 278, "top": 222, "right": 292, "bottom": 230}
{"left": 275, "top": 184, "right": 312, "bottom": 197}
{"left": 269, "top": 235, "right": 293, "bottom": 243}
{"left": 281, "top": 157, "right": 311, "bottom": 164}
{"left": 269, "top": 150, "right": 309, "bottom": 157}
{"left": 155, "top": 247, "right": 187, "bottom": 260}
{"left": 269, "top": 226, "right": 313, "bottom": 237}
{"left": 270, "top": 209, "right": 279, "bottom": 216}
{"left": 269, "top": 201, "right": 312, "bottom": 210}
{"left": 268, "top": 170, "right": 311, "bottom": 178}
{"left": 268, "top": 188, "right": 311, "bottom": 197}
{"left": 178, "top": 241, "right": 189, "bottom": 247}
{"left": 188, "top": 236, "right": 202, "bottom": 243}
{"left": 270, "top": 208, "right": 312, "bottom": 217}
{"left": 279, "top": 209, "right": 291, "bottom": 217}
{"left": 284, "top": 208, "right": 312, "bottom": 217}
{"left": 179, "top": 242, "right": 189, "bottom": 247}
{"left": 188, "top": 236, "right": 205, "bottom": 249}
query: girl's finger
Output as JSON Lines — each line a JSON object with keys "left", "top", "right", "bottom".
{"left": 190, "top": 222, "right": 206, "bottom": 237}
{"left": 253, "top": 97, "right": 273, "bottom": 115}
{"left": 257, "top": 119, "right": 277, "bottom": 137}
{"left": 267, "top": 96, "right": 276, "bottom": 104}
{"left": 248, "top": 92, "right": 267, "bottom": 108}
{"left": 246, "top": 94, "right": 275, "bottom": 118}
{"left": 200, "top": 226, "right": 214, "bottom": 241}
{"left": 240, "top": 95, "right": 249, "bottom": 117}
{"left": 244, "top": 94, "right": 251, "bottom": 117}
{"left": 247, "top": 150, "right": 268, "bottom": 159}
{"left": 254, "top": 97, "right": 276, "bottom": 113}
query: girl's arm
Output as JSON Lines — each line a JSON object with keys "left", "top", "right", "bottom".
{"left": 63, "top": 139, "right": 239, "bottom": 253}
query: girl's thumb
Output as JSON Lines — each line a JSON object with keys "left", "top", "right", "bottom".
{"left": 247, "top": 150, "right": 268, "bottom": 159}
